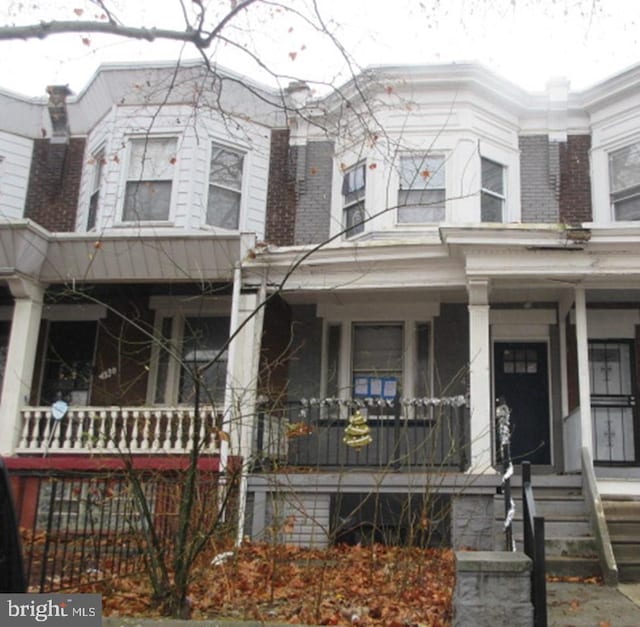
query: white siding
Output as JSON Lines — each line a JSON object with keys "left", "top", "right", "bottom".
{"left": 0, "top": 131, "right": 33, "bottom": 220}
{"left": 76, "top": 103, "right": 270, "bottom": 237}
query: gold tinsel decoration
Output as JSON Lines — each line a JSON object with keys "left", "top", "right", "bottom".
{"left": 343, "top": 410, "right": 372, "bottom": 450}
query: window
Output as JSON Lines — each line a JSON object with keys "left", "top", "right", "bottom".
{"left": 152, "top": 315, "right": 230, "bottom": 406}
{"left": 87, "top": 150, "right": 105, "bottom": 230}
{"left": 39, "top": 321, "right": 97, "bottom": 406}
{"left": 352, "top": 323, "right": 403, "bottom": 398}
{"left": 480, "top": 158, "right": 505, "bottom": 222}
{"left": 123, "top": 138, "right": 176, "bottom": 222}
{"left": 208, "top": 142, "right": 244, "bottom": 229}
{"left": 609, "top": 142, "right": 640, "bottom": 221}
{"left": 342, "top": 162, "right": 366, "bottom": 236}
{"left": 397, "top": 154, "right": 445, "bottom": 223}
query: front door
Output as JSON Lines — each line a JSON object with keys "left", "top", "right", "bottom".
{"left": 494, "top": 342, "right": 551, "bottom": 465}
{"left": 589, "top": 340, "right": 638, "bottom": 464}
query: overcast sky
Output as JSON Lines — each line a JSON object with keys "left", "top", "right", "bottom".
{"left": 1, "top": 0, "right": 640, "bottom": 98}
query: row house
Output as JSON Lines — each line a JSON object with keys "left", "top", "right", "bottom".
{"left": 2, "top": 59, "right": 640, "bottom": 579}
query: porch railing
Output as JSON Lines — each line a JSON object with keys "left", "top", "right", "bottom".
{"left": 17, "top": 407, "right": 222, "bottom": 455}
{"left": 255, "top": 396, "right": 469, "bottom": 471}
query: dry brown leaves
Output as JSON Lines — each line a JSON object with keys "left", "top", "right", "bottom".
{"left": 90, "top": 542, "right": 454, "bottom": 625}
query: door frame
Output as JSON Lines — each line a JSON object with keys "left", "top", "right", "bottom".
{"left": 491, "top": 336, "right": 554, "bottom": 467}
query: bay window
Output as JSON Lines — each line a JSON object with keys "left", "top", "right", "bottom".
{"left": 397, "top": 154, "right": 445, "bottom": 223}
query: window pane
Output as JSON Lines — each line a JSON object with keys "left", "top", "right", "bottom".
{"left": 128, "top": 138, "right": 176, "bottom": 180}
{"left": 613, "top": 193, "right": 640, "bottom": 221}
{"left": 481, "top": 158, "right": 503, "bottom": 195}
{"left": 399, "top": 155, "right": 445, "bottom": 190}
{"left": 415, "top": 323, "right": 430, "bottom": 397}
{"left": 342, "top": 164, "right": 366, "bottom": 196}
{"left": 398, "top": 189, "right": 445, "bottom": 223}
{"left": 610, "top": 142, "right": 640, "bottom": 194}
{"left": 326, "top": 324, "right": 341, "bottom": 398}
{"left": 353, "top": 324, "right": 403, "bottom": 372}
{"left": 344, "top": 201, "right": 365, "bottom": 236}
{"left": 179, "top": 317, "right": 229, "bottom": 404}
{"left": 210, "top": 143, "right": 243, "bottom": 190}
{"left": 481, "top": 191, "right": 503, "bottom": 222}
{"left": 123, "top": 181, "right": 171, "bottom": 221}
{"left": 207, "top": 186, "right": 241, "bottom": 229}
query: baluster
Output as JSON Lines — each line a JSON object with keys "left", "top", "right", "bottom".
{"left": 99, "top": 410, "right": 110, "bottom": 449}
{"left": 117, "top": 409, "right": 127, "bottom": 450}
{"left": 41, "top": 410, "right": 53, "bottom": 450}
{"left": 186, "top": 409, "right": 195, "bottom": 453}
{"left": 141, "top": 410, "right": 151, "bottom": 451}
{"left": 130, "top": 410, "right": 140, "bottom": 451}
{"left": 77, "top": 411, "right": 87, "bottom": 451}
{"left": 198, "top": 409, "right": 207, "bottom": 449}
{"left": 18, "top": 410, "right": 32, "bottom": 450}
{"left": 62, "top": 410, "right": 74, "bottom": 450}
{"left": 162, "top": 409, "right": 173, "bottom": 451}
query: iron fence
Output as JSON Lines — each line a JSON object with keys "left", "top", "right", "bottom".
{"left": 14, "top": 468, "right": 223, "bottom": 592}
{"left": 255, "top": 396, "right": 469, "bottom": 471}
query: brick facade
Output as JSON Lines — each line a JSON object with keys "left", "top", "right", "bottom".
{"left": 293, "top": 141, "right": 334, "bottom": 245}
{"left": 24, "top": 137, "right": 85, "bottom": 232}
{"left": 519, "top": 135, "right": 560, "bottom": 223}
{"left": 265, "top": 129, "right": 296, "bottom": 246}
{"left": 559, "top": 134, "right": 592, "bottom": 225}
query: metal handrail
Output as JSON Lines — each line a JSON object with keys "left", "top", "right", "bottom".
{"left": 522, "top": 461, "right": 547, "bottom": 627}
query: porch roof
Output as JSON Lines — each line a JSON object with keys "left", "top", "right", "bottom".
{"left": 0, "top": 220, "right": 253, "bottom": 284}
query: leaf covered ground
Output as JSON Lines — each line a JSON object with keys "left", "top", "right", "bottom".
{"left": 96, "top": 542, "right": 454, "bottom": 625}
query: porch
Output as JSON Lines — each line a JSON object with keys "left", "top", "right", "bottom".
{"left": 254, "top": 396, "right": 470, "bottom": 471}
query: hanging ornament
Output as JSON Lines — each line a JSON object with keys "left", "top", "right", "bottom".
{"left": 343, "top": 410, "right": 372, "bottom": 450}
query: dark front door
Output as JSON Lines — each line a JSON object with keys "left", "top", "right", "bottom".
{"left": 494, "top": 342, "right": 551, "bottom": 465}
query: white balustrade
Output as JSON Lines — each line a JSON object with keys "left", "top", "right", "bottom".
{"left": 16, "top": 407, "right": 222, "bottom": 455}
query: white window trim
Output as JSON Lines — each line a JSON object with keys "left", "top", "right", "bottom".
{"left": 146, "top": 296, "right": 231, "bottom": 405}
{"left": 87, "top": 147, "right": 105, "bottom": 231}
{"left": 118, "top": 135, "right": 179, "bottom": 225}
{"left": 480, "top": 157, "right": 506, "bottom": 223}
{"left": 204, "top": 140, "right": 249, "bottom": 232}
{"left": 341, "top": 161, "right": 367, "bottom": 238}
{"left": 319, "top": 302, "right": 440, "bottom": 401}
{"left": 396, "top": 153, "right": 447, "bottom": 226}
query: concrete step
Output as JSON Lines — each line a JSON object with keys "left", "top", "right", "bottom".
{"left": 545, "top": 555, "right": 602, "bottom": 578}
{"left": 610, "top": 536, "right": 640, "bottom": 561}
{"left": 618, "top": 561, "right": 640, "bottom": 583}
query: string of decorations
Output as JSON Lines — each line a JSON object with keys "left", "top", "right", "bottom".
{"left": 496, "top": 400, "right": 516, "bottom": 552}
{"left": 299, "top": 395, "right": 467, "bottom": 409}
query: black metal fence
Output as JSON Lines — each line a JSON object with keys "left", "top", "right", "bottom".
{"left": 14, "top": 468, "right": 222, "bottom": 592}
{"left": 255, "top": 397, "right": 469, "bottom": 471}
{"left": 522, "top": 461, "right": 547, "bottom": 627}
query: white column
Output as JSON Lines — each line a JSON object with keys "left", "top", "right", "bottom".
{"left": 574, "top": 285, "right": 593, "bottom": 454}
{"left": 0, "top": 278, "right": 45, "bottom": 454}
{"left": 467, "top": 279, "right": 493, "bottom": 473}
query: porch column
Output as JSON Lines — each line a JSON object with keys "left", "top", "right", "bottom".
{"left": 467, "top": 279, "right": 493, "bottom": 472}
{"left": 0, "top": 278, "right": 45, "bottom": 455}
{"left": 222, "top": 268, "right": 266, "bottom": 466}
{"left": 574, "top": 285, "right": 593, "bottom": 455}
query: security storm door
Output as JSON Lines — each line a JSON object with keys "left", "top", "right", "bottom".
{"left": 494, "top": 342, "right": 551, "bottom": 465}
{"left": 589, "top": 341, "right": 638, "bottom": 464}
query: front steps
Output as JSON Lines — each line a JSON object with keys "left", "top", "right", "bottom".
{"left": 602, "top": 498, "right": 640, "bottom": 582}
{"left": 495, "top": 473, "right": 601, "bottom": 578}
